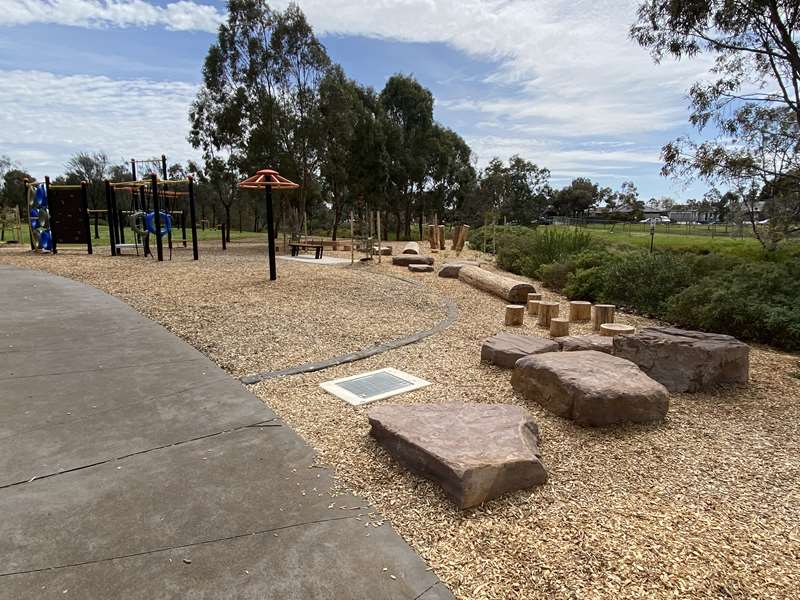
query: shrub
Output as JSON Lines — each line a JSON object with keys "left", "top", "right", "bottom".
{"left": 600, "top": 251, "right": 694, "bottom": 316}
{"left": 664, "top": 261, "right": 800, "bottom": 350}
{"left": 540, "top": 248, "right": 616, "bottom": 292}
{"left": 495, "top": 227, "right": 594, "bottom": 279}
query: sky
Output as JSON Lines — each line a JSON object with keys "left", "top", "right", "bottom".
{"left": 0, "top": 0, "right": 715, "bottom": 200}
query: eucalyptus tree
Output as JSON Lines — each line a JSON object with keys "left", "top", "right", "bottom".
{"left": 428, "top": 125, "right": 477, "bottom": 224}
{"left": 632, "top": 0, "right": 800, "bottom": 248}
{"left": 190, "top": 0, "right": 330, "bottom": 237}
{"left": 379, "top": 74, "right": 435, "bottom": 237}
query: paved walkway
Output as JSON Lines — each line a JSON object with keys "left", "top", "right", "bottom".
{"left": 0, "top": 265, "right": 452, "bottom": 600}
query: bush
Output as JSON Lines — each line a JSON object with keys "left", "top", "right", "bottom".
{"left": 540, "top": 248, "right": 616, "bottom": 292}
{"left": 664, "top": 261, "right": 800, "bottom": 350}
{"left": 495, "top": 227, "right": 594, "bottom": 279}
{"left": 600, "top": 251, "right": 694, "bottom": 316}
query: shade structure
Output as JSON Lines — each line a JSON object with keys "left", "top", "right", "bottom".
{"left": 238, "top": 169, "right": 300, "bottom": 281}
{"left": 238, "top": 169, "right": 300, "bottom": 191}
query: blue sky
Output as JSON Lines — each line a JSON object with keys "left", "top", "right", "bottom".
{"left": 0, "top": 0, "right": 714, "bottom": 200}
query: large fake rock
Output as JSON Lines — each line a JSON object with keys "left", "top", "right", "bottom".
{"left": 555, "top": 334, "right": 614, "bottom": 354}
{"left": 511, "top": 351, "right": 669, "bottom": 426}
{"left": 392, "top": 254, "right": 434, "bottom": 267}
{"left": 481, "top": 332, "right": 560, "bottom": 368}
{"left": 438, "top": 260, "right": 482, "bottom": 278}
{"left": 458, "top": 265, "right": 535, "bottom": 303}
{"left": 613, "top": 326, "right": 750, "bottom": 393}
{"left": 408, "top": 264, "right": 434, "bottom": 273}
{"left": 368, "top": 403, "right": 547, "bottom": 508}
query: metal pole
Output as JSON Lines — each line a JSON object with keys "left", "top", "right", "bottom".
{"left": 94, "top": 212, "right": 99, "bottom": 239}
{"left": 265, "top": 184, "right": 276, "bottom": 280}
{"left": 105, "top": 181, "right": 117, "bottom": 256}
{"left": 45, "top": 176, "right": 56, "bottom": 254}
{"left": 152, "top": 174, "right": 163, "bottom": 261}
{"left": 188, "top": 176, "right": 198, "bottom": 260}
{"left": 350, "top": 210, "right": 354, "bottom": 264}
{"left": 24, "top": 178, "right": 35, "bottom": 250}
{"left": 650, "top": 222, "right": 655, "bottom": 254}
{"left": 80, "top": 181, "right": 92, "bottom": 255}
{"left": 161, "top": 154, "right": 167, "bottom": 180}
{"left": 131, "top": 159, "right": 136, "bottom": 182}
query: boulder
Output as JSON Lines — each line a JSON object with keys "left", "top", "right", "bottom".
{"left": 555, "top": 334, "right": 614, "bottom": 354}
{"left": 613, "top": 326, "right": 750, "bottom": 392}
{"left": 511, "top": 350, "right": 669, "bottom": 426}
{"left": 392, "top": 254, "right": 434, "bottom": 267}
{"left": 481, "top": 332, "right": 560, "bottom": 368}
{"left": 368, "top": 403, "right": 547, "bottom": 508}
{"left": 408, "top": 264, "right": 434, "bottom": 273}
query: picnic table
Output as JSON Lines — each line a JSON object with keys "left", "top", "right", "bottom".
{"left": 289, "top": 241, "right": 324, "bottom": 259}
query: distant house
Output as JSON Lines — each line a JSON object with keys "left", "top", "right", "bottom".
{"left": 668, "top": 205, "right": 718, "bottom": 223}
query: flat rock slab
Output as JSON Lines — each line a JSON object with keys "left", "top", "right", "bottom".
{"left": 481, "top": 332, "right": 560, "bottom": 369}
{"left": 438, "top": 261, "right": 482, "bottom": 278}
{"left": 368, "top": 403, "right": 547, "bottom": 508}
{"left": 613, "top": 326, "right": 750, "bottom": 392}
{"left": 512, "top": 350, "right": 669, "bottom": 426}
{"left": 555, "top": 334, "right": 614, "bottom": 354}
{"left": 392, "top": 255, "right": 434, "bottom": 267}
{"left": 408, "top": 264, "right": 434, "bottom": 273}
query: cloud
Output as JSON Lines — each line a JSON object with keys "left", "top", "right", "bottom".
{"left": 0, "top": 70, "right": 200, "bottom": 177}
{"left": 0, "top": 0, "right": 224, "bottom": 32}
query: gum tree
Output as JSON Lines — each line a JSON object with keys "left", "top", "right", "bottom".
{"left": 632, "top": 0, "right": 800, "bottom": 248}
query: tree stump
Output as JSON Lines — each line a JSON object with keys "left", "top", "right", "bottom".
{"left": 537, "top": 301, "right": 560, "bottom": 328}
{"left": 569, "top": 301, "right": 592, "bottom": 322}
{"left": 527, "top": 299, "right": 541, "bottom": 316}
{"left": 402, "top": 241, "right": 420, "bottom": 255}
{"left": 550, "top": 318, "right": 570, "bottom": 337}
{"left": 600, "top": 323, "right": 635, "bottom": 337}
{"left": 528, "top": 292, "right": 542, "bottom": 303}
{"left": 592, "top": 304, "right": 615, "bottom": 331}
{"left": 505, "top": 304, "right": 525, "bottom": 326}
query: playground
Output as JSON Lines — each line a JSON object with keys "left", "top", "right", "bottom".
{"left": 1, "top": 232, "right": 798, "bottom": 600}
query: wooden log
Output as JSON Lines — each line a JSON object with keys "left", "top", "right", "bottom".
{"left": 438, "top": 225, "right": 445, "bottom": 251}
{"left": 458, "top": 265, "right": 535, "bottom": 303}
{"left": 600, "top": 323, "right": 635, "bottom": 337}
{"left": 392, "top": 254, "right": 434, "bottom": 266}
{"left": 527, "top": 299, "right": 541, "bottom": 316}
{"left": 451, "top": 224, "right": 462, "bottom": 250}
{"left": 549, "top": 318, "right": 570, "bottom": 337}
{"left": 592, "top": 304, "right": 615, "bottom": 331}
{"left": 505, "top": 305, "right": 525, "bottom": 326}
{"left": 569, "top": 301, "right": 592, "bottom": 322}
{"left": 528, "top": 293, "right": 542, "bottom": 303}
{"left": 402, "top": 241, "right": 420, "bottom": 255}
{"left": 537, "top": 301, "right": 560, "bottom": 328}
{"left": 457, "top": 224, "right": 470, "bottom": 252}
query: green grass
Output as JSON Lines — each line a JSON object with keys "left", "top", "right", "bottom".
{"left": 552, "top": 225, "right": 800, "bottom": 261}
{"left": 2, "top": 224, "right": 263, "bottom": 249}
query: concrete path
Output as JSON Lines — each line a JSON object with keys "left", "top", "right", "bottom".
{"left": 0, "top": 265, "right": 452, "bottom": 600}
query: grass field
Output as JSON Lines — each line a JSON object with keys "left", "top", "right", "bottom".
{"left": 552, "top": 224, "right": 800, "bottom": 260}
{"left": 1, "top": 224, "right": 263, "bottom": 250}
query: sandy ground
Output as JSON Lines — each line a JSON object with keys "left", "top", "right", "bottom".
{"left": 1, "top": 240, "right": 798, "bottom": 600}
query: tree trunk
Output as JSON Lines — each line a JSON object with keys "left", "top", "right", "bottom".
{"left": 569, "top": 301, "right": 592, "bottom": 321}
{"left": 592, "top": 304, "right": 615, "bottom": 331}
{"left": 224, "top": 204, "right": 231, "bottom": 242}
{"left": 457, "top": 266, "right": 535, "bottom": 303}
{"left": 504, "top": 305, "right": 525, "bottom": 326}
{"left": 537, "top": 302, "right": 560, "bottom": 328}
{"left": 332, "top": 201, "right": 341, "bottom": 241}
{"left": 550, "top": 318, "right": 570, "bottom": 337}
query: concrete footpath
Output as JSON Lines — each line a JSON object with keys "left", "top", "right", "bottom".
{"left": 0, "top": 265, "right": 452, "bottom": 600}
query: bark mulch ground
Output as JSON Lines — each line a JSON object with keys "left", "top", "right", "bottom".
{"left": 2, "top": 240, "right": 798, "bottom": 600}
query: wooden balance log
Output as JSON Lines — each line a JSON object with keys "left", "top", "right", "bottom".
{"left": 537, "top": 301, "right": 560, "bottom": 328}
{"left": 592, "top": 304, "right": 615, "bottom": 331}
{"left": 505, "top": 305, "right": 525, "bottom": 326}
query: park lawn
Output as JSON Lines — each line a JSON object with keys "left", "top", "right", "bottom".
{"left": 553, "top": 224, "right": 800, "bottom": 260}
{"left": 2, "top": 224, "right": 264, "bottom": 250}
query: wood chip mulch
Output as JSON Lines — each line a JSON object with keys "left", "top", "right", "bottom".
{"left": 2, "top": 240, "right": 798, "bottom": 600}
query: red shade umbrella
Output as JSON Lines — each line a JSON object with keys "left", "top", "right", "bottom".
{"left": 238, "top": 169, "right": 300, "bottom": 281}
